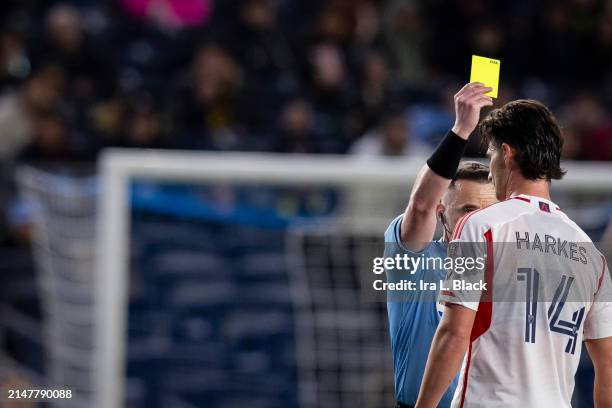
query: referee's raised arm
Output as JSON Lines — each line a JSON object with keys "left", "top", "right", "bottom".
{"left": 400, "top": 82, "right": 492, "bottom": 251}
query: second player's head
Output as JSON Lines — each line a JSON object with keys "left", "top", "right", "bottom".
{"left": 479, "top": 99, "right": 566, "bottom": 201}
{"left": 438, "top": 161, "right": 497, "bottom": 242}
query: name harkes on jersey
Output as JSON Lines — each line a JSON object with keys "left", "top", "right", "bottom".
{"left": 515, "top": 231, "right": 588, "bottom": 265}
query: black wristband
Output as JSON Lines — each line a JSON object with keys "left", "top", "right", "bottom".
{"left": 426, "top": 130, "right": 468, "bottom": 179}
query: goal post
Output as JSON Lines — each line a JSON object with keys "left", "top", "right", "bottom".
{"left": 94, "top": 148, "right": 612, "bottom": 408}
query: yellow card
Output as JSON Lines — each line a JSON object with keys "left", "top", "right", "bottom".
{"left": 469, "top": 55, "right": 500, "bottom": 98}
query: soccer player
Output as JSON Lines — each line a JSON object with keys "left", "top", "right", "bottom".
{"left": 384, "top": 82, "right": 496, "bottom": 408}
{"left": 416, "top": 99, "right": 612, "bottom": 408}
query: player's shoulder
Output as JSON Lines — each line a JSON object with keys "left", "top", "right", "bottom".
{"left": 384, "top": 213, "right": 445, "bottom": 256}
{"left": 556, "top": 210, "right": 592, "bottom": 241}
{"left": 556, "top": 211, "right": 606, "bottom": 265}
{"left": 452, "top": 198, "right": 525, "bottom": 240}
{"left": 384, "top": 214, "right": 403, "bottom": 242}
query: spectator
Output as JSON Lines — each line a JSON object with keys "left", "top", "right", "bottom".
{"left": 272, "top": 98, "right": 319, "bottom": 153}
{"left": 306, "top": 42, "right": 355, "bottom": 153}
{"left": 36, "top": 4, "right": 114, "bottom": 100}
{"left": 0, "top": 21, "right": 31, "bottom": 90}
{"left": 171, "top": 44, "right": 244, "bottom": 150}
{"left": 533, "top": 3, "right": 578, "bottom": 84}
{"left": 349, "top": 111, "right": 430, "bottom": 157}
{"left": 227, "top": 0, "right": 297, "bottom": 134}
{"left": 348, "top": 1, "right": 384, "bottom": 72}
{"left": 353, "top": 1, "right": 381, "bottom": 48}
{"left": 560, "top": 92, "right": 610, "bottom": 160}
{"left": 470, "top": 22, "right": 505, "bottom": 59}
{"left": 382, "top": 0, "right": 425, "bottom": 86}
{"left": 406, "top": 82, "right": 455, "bottom": 147}
{"left": 0, "top": 65, "right": 65, "bottom": 160}
{"left": 316, "top": 2, "right": 354, "bottom": 46}
{"left": 18, "top": 110, "right": 72, "bottom": 163}
{"left": 357, "top": 50, "right": 399, "bottom": 132}
{"left": 230, "top": 0, "right": 294, "bottom": 79}
{"left": 113, "top": 98, "right": 165, "bottom": 149}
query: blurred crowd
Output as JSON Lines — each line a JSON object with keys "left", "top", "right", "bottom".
{"left": 0, "top": 0, "right": 612, "bottom": 164}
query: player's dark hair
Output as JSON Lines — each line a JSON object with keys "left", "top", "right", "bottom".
{"left": 479, "top": 99, "right": 566, "bottom": 181}
{"left": 449, "top": 161, "right": 490, "bottom": 188}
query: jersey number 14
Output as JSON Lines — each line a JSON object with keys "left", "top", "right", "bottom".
{"left": 517, "top": 268, "right": 585, "bottom": 355}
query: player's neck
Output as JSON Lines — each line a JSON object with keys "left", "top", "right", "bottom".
{"left": 506, "top": 177, "right": 551, "bottom": 201}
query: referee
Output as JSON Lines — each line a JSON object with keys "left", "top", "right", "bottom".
{"left": 384, "top": 83, "right": 495, "bottom": 408}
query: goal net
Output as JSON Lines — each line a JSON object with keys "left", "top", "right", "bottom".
{"left": 16, "top": 166, "right": 98, "bottom": 408}
{"left": 17, "top": 149, "right": 612, "bottom": 408}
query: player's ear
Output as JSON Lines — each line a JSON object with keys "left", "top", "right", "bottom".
{"left": 436, "top": 202, "right": 445, "bottom": 220}
{"left": 501, "top": 142, "right": 514, "bottom": 168}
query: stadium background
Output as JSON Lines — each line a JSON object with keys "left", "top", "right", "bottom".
{"left": 0, "top": 0, "right": 612, "bottom": 407}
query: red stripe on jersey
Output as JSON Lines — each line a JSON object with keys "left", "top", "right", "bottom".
{"left": 471, "top": 229, "right": 494, "bottom": 339}
{"left": 451, "top": 213, "right": 470, "bottom": 241}
{"left": 455, "top": 212, "right": 475, "bottom": 239}
{"left": 596, "top": 255, "right": 607, "bottom": 295}
{"left": 441, "top": 290, "right": 456, "bottom": 297}
{"left": 460, "top": 229, "right": 494, "bottom": 408}
{"left": 451, "top": 212, "right": 471, "bottom": 240}
{"left": 513, "top": 196, "right": 531, "bottom": 203}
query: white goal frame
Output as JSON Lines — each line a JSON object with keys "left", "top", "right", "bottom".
{"left": 94, "top": 148, "right": 612, "bottom": 408}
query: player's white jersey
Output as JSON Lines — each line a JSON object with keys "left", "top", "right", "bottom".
{"left": 439, "top": 194, "right": 612, "bottom": 408}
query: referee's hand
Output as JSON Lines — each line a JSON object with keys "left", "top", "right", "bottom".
{"left": 451, "top": 82, "right": 493, "bottom": 139}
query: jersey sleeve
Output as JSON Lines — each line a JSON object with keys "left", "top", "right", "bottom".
{"left": 384, "top": 214, "right": 441, "bottom": 303}
{"left": 438, "top": 213, "right": 490, "bottom": 311}
{"left": 384, "top": 214, "right": 405, "bottom": 251}
{"left": 584, "top": 257, "right": 612, "bottom": 340}
{"left": 383, "top": 214, "right": 433, "bottom": 257}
